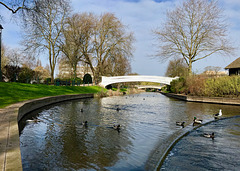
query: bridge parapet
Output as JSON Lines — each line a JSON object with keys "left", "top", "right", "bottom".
{"left": 99, "top": 75, "right": 179, "bottom": 87}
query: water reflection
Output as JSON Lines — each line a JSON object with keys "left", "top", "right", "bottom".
{"left": 19, "top": 93, "right": 240, "bottom": 170}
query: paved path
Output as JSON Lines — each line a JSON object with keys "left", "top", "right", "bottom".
{"left": 0, "top": 103, "right": 23, "bottom": 171}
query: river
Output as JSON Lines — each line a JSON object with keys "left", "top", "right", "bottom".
{"left": 19, "top": 92, "right": 240, "bottom": 170}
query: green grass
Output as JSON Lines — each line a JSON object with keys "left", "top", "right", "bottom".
{"left": 0, "top": 82, "right": 106, "bottom": 108}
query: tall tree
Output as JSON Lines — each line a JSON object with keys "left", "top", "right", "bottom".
{"left": 60, "top": 13, "right": 95, "bottom": 79}
{"left": 92, "top": 13, "right": 134, "bottom": 82}
{"left": 154, "top": 0, "right": 233, "bottom": 75}
{"left": 23, "top": 0, "right": 70, "bottom": 83}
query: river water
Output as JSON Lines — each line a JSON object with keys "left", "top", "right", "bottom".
{"left": 19, "top": 92, "right": 240, "bottom": 170}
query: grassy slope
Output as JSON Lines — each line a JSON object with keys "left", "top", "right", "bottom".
{"left": 0, "top": 82, "right": 105, "bottom": 108}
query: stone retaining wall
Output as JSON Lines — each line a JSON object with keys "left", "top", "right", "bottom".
{"left": 160, "top": 92, "right": 240, "bottom": 105}
{"left": 0, "top": 94, "right": 94, "bottom": 171}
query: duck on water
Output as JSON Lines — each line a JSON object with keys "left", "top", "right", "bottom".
{"left": 213, "top": 109, "right": 222, "bottom": 119}
{"left": 203, "top": 132, "right": 215, "bottom": 140}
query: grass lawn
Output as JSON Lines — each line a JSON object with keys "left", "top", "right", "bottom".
{"left": 0, "top": 82, "right": 106, "bottom": 108}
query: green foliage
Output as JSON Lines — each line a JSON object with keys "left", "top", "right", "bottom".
{"left": 168, "top": 75, "right": 240, "bottom": 97}
{"left": 112, "top": 88, "right": 118, "bottom": 91}
{"left": 0, "top": 82, "right": 106, "bottom": 108}
{"left": 170, "top": 77, "right": 186, "bottom": 94}
{"left": 120, "top": 88, "right": 127, "bottom": 92}
{"left": 4, "top": 65, "right": 21, "bottom": 82}
{"left": 83, "top": 74, "right": 92, "bottom": 84}
{"left": 204, "top": 76, "right": 240, "bottom": 97}
{"left": 18, "top": 67, "right": 35, "bottom": 83}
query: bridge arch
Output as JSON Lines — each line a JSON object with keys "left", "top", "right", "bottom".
{"left": 99, "top": 75, "right": 179, "bottom": 88}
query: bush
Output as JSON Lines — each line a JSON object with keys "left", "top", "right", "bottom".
{"left": 4, "top": 65, "right": 21, "bottom": 82}
{"left": 83, "top": 74, "right": 92, "bottom": 84}
{"left": 18, "top": 67, "right": 35, "bottom": 83}
{"left": 204, "top": 76, "right": 240, "bottom": 97}
{"left": 170, "top": 77, "right": 186, "bottom": 94}
{"left": 185, "top": 75, "right": 206, "bottom": 96}
{"left": 168, "top": 75, "right": 240, "bottom": 97}
{"left": 120, "top": 88, "right": 127, "bottom": 92}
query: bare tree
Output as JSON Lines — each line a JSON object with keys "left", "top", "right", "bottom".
{"left": 6, "top": 48, "right": 22, "bottom": 66}
{"left": 154, "top": 0, "right": 234, "bottom": 75}
{"left": 92, "top": 13, "right": 134, "bottom": 82}
{"left": 1, "top": 44, "right": 9, "bottom": 69}
{"left": 0, "top": 0, "right": 29, "bottom": 14}
{"left": 60, "top": 13, "right": 95, "bottom": 79}
{"left": 204, "top": 66, "right": 222, "bottom": 76}
{"left": 22, "top": 0, "right": 70, "bottom": 83}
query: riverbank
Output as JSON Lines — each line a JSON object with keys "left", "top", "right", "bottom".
{"left": 160, "top": 92, "right": 240, "bottom": 105}
{"left": 107, "top": 88, "right": 145, "bottom": 96}
{"left": 0, "top": 82, "right": 105, "bottom": 108}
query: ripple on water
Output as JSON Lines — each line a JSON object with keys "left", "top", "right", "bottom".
{"left": 19, "top": 93, "right": 240, "bottom": 170}
{"left": 161, "top": 116, "right": 240, "bottom": 171}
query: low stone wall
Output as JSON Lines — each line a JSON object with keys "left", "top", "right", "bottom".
{"left": 18, "top": 94, "right": 93, "bottom": 122}
{"left": 160, "top": 92, "right": 240, "bottom": 105}
{"left": 0, "top": 94, "right": 94, "bottom": 171}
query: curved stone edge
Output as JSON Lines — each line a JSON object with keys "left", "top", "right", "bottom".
{"left": 0, "top": 94, "right": 94, "bottom": 171}
{"left": 160, "top": 92, "right": 240, "bottom": 105}
{"left": 148, "top": 116, "right": 240, "bottom": 171}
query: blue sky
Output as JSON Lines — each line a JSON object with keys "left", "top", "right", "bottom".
{"left": 1, "top": 0, "right": 240, "bottom": 76}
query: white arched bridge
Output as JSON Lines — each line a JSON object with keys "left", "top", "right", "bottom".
{"left": 99, "top": 75, "right": 179, "bottom": 88}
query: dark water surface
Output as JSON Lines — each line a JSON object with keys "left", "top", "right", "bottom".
{"left": 161, "top": 116, "right": 240, "bottom": 171}
{"left": 19, "top": 93, "right": 240, "bottom": 170}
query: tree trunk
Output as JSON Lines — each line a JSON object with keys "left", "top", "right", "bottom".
{"left": 188, "top": 61, "right": 192, "bottom": 76}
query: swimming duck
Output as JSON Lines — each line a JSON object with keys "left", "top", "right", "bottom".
{"left": 213, "top": 109, "right": 222, "bottom": 119}
{"left": 176, "top": 121, "right": 185, "bottom": 128}
{"left": 26, "top": 118, "right": 40, "bottom": 123}
{"left": 113, "top": 124, "right": 121, "bottom": 131}
{"left": 203, "top": 132, "right": 214, "bottom": 140}
{"left": 193, "top": 117, "right": 203, "bottom": 124}
{"left": 82, "top": 121, "right": 88, "bottom": 127}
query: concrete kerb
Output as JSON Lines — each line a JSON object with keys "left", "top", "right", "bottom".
{"left": 0, "top": 93, "right": 94, "bottom": 171}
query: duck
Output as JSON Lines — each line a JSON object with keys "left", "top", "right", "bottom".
{"left": 113, "top": 124, "right": 121, "bottom": 131}
{"left": 80, "top": 109, "right": 83, "bottom": 112}
{"left": 203, "top": 132, "right": 214, "bottom": 140}
{"left": 26, "top": 118, "right": 40, "bottom": 123}
{"left": 176, "top": 121, "right": 185, "bottom": 128}
{"left": 82, "top": 121, "right": 88, "bottom": 127}
{"left": 213, "top": 109, "right": 222, "bottom": 119}
{"left": 193, "top": 117, "right": 203, "bottom": 124}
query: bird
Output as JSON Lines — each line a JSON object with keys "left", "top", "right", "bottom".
{"left": 193, "top": 117, "right": 203, "bottom": 124}
{"left": 80, "top": 109, "right": 83, "bottom": 112}
{"left": 213, "top": 109, "right": 222, "bottom": 119}
{"left": 26, "top": 118, "right": 40, "bottom": 123}
{"left": 176, "top": 121, "right": 185, "bottom": 128}
{"left": 203, "top": 132, "right": 215, "bottom": 140}
{"left": 82, "top": 121, "right": 88, "bottom": 127}
{"left": 113, "top": 124, "right": 121, "bottom": 132}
